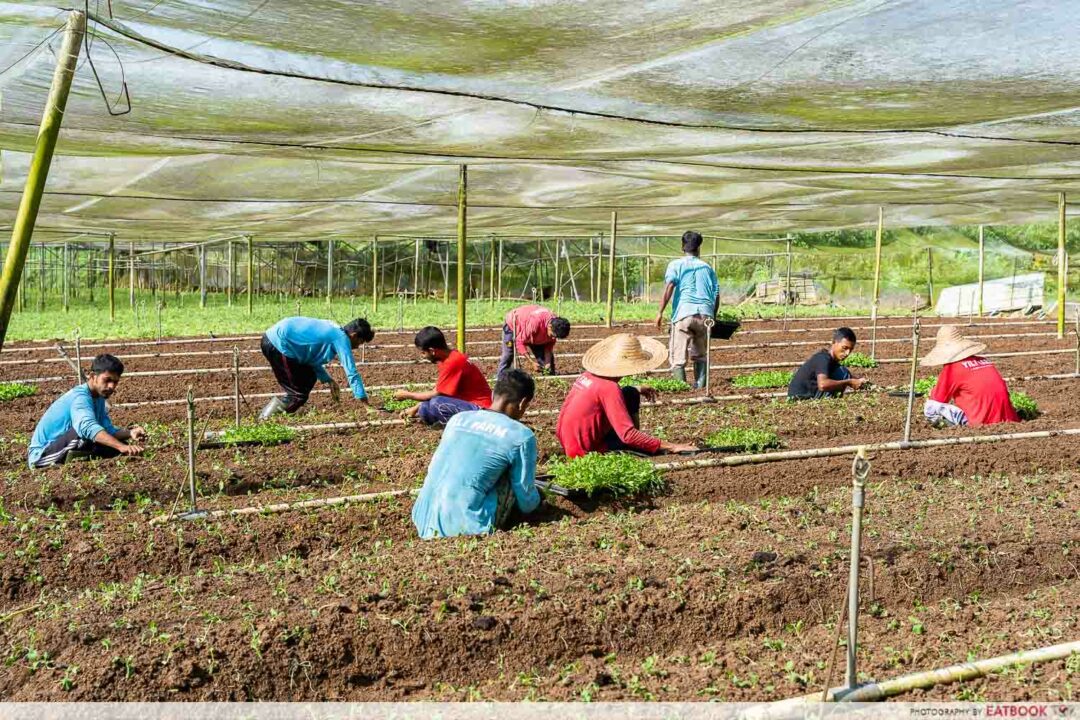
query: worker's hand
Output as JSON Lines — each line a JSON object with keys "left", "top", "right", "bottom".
{"left": 662, "top": 441, "right": 698, "bottom": 454}
{"left": 120, "top": 443, "right": 144, "bottom": 457}
{"left": 654, "top": 313, "right": 665, "bottom": 330}
{"left": 533, "top": 360, "right": 545, "bottom": 374}
{"left": 129, "top": 426, "right": 147, "bottom": 442}
{"left": 392, "top": 389, "right": 409, "bottom": 401}
{"left": 401, "top": 404, "right": 420, "bottom": 421}
{"left": 849, "top": 377, "right": 867, "bottom": 391}
{"left": 327, "top": 379, "right": 341, "bottom": 403}
{"left": 638, "top": 386, "right": 658, "bottom": 403}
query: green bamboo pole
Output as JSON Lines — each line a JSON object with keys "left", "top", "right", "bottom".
{"left": 1058, "top": 193, "right": 1067, "bottom": 339}
{"left": 456, "top": 165, "right": 468, "bottom": 352}
{"left": 246, "top": 235, "right": 254, "bottom": 315}
{"left": 605, "top": 211, "right": 617, "bottom": 327}
{"left": 0, "top": 11, "right": 85, "bottom": 350}
{"left": 108, "top": 233, "right": 116, "bottom": 321}
{"left": 371, "top": 236, "right": 378, "bottom": 313}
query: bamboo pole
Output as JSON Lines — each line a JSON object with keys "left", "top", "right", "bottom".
{"left": 553, "top": 239, "right": 561, "bottom": 305}
{"left": 413, "top": 238, "right": 421, "bottom": 305}
{"left": 457, "top": 165, "right": 468, "bottom": 352}
{"left": 186, "top": 386, "right": 197, "bottom": 510}
{"left": 128, "top": 241, "right": 135, "bottom": 308}
{"left": 497, "top": 238, "right": 504, "bottom": 301}
{"left": 926, "top": 247, "right": 934, "bottom": 307}
{"left": 845, "top": 448, "right": 868, "bottom": 689}
{"left": 108, "top": 233, "right": 116, "bottom": 321}
{"left": 977, "top": 225, "right": 985, "bottom": 316}
{"left": 605, "top": 212, "right": 618, "bottom": 327}
{"left": 1058, "top": 192, "right": 1067, "bottom": 338}
{"left": 38, "top": 243, "right": 45, "bottom": 312}
{"left": 902, "top": 318, "right": 921, "bottom": 443}
{"left": 326, "top": 238, "right": 334, "bottom": 304}
{"left": 645, "top": 236, "right": 651, "bottom": 301}
{"left": 372, "top": 236, "right": 379, "bottom": 313}
{"left": 246, "top": 235, "right": 254, "bottom": 315}
{"left": 62, "top": 241, "right": 69, "bottom": 313}
{"left": 226, "top": 240, "right": 233, "bottom": 306}
{"left": 232, "top": 346, "right": 241, "bottom": 426}
{"left": 0, "top": 11, "right": 84, "bottom": 350}
{"left": 150, "top": 488, "right": 419, "bottom": 525}
{"left": 199, "top": 244, "right": 207, "bottom": 308}
{"left": 870, "top": 207, "right": 884, "bottom": 357}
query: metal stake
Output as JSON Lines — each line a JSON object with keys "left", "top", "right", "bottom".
{"left": 846, "top": 448, "right": 870, "bottom": 690}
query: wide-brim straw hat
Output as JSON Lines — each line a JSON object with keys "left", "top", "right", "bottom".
{"left": 920, "top": 325, "right": 987, "bottom": 367}
{"left": 582, "top": 333, "right": 668, "bottom": 377}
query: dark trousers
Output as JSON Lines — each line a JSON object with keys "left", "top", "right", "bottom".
{"left": 417, "top": 395, "right": 479, "bottom": 426}
{"left": 261, "top": 334, "right": 317, "bottom": 413}
{"left": 604, "top": 386, "right": 646, "bottom": 452}
{"left": 34, "top": 428, "right": 119, "bottom": 468}
{"left": 496, "top": 324, "right": 552, "bottom": 378}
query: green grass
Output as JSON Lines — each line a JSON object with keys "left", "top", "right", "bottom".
{"left": 0, "top": 382, "right": 37, "bottom": 402}
{"left": 219, "top": 422, "right": 296, "bottom": 446}
{"left": 547, "top": 453, "right": 666, "bottom": 497}
{"left": 704, "top": 427, "right": 782, "bottom": 452}
{"left": 841, "top": 352, "right": 878, "bottom": 369}
{"left": 1009, "top": 391, "right": 1039, "bottom": 421}
{"left": 731, "top": 370, "right": 794, "bottom": 389}
{"left": 619, "top": 376, "right": 691, "bottom": 392}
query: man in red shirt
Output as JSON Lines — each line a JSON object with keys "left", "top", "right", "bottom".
{"left": 921, "top": 325, "right": 1020, "bottom": 427}
{"left": 394, "top": 326, "right": 493, "bottom": 426}
{"left": 497, "top": 304, "right": 571, "bottom": 378}
{"left": 556, "top": 334, "right": 698, "bottom": 458}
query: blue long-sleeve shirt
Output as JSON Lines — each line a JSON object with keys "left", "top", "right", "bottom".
{"left": 412, "top": 410, "right": 540, "bottom": 539}
{"left": 265, "top": 317, "right": 367, "bottom": 399}
{"left": 28, "top": 384, "right": 118, "bottom": 467}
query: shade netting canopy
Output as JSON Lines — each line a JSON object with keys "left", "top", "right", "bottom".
{"left": 3, "top": 0, "right": 1080, "bottom": 241}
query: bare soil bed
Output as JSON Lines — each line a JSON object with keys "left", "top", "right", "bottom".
{"left": 1, "top": 316, "right": 1077, "bottom": 703}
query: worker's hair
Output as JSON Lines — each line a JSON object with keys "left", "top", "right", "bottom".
{"left": 414, "top": 326, "right": 449, "bottom": 351}
{"left": 90, "top": 353, "right": 124, "bottom": 376}
{"left": 494, "top": 369, "right": 535, "bottom": 404}
{"left": 682, "top": 230, "right": 704, "bottom": 254}
{"left": 550, "top": 317, "right": 571, "bottom": 339}
{"left": 342, "top": 318, "right": 375, "bottom": 343}
{"left": 833, "top": 327, "right": 857, "bottom": 344}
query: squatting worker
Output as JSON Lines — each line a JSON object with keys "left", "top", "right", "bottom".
{"left": 655, "top": 230, "right": 720, "bottom": 389}
{"left": 920, "top": 325, "right": 1019, "bottom": 427}
{"left": 395, "top": 326, "right": 492, "bottom": 425}
{"left": 412, "top": 369, "right": 541, "bottom": 539}
{"left": 259, "top": 316, "right": 375, "bottom": 418}
{"left": 28, "top": 354, "right": 147, "bottom": 468}
{"left": 497, "top": 303, "right": 571, "bottom": 378}
{"left": 556, "top": 333, "right": 698, "bottom": 458}
{"left": 787, "top": 327, "right": 868, "bottom": 400}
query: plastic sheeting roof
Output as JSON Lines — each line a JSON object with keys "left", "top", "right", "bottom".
{"left": 3, "top": 0, "right": 1080, "bottom": 241}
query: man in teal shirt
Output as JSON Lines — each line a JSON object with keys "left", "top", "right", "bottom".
{"left": 412, "top": 369, "right": 541, "bottom": 539}
{"left": 655, "top": 230, "right": 719, "bottom": 389}
{"left": 260, "top": 316, "right": 375, "bottom": 417}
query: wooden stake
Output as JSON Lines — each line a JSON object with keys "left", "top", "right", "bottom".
{"left": 902, "top": 316, "right": 921, "bottom": 443}
{"left": 129, "top": 241, "right": 136, "bottom": 308}
{"left": 108, "top": 233, "right": 116, "bottom": 321}
{"left": 62, "top": 241, "right": 69, "bottom": 313}
{"left": 977, "top": 225, "right": 985, "bottom": 317}
{"left": 870, "top": 208, "right": 884, "bottom": 358}
{"left": 186, "top": 386, "right": 197, "bottom": 510}
{"left": 926, "top": 247, "right": 934, "bottom": 307}
{"left": 457, "top": 165, "right": 468, "bottom": 352}
{"left": 233, "top": 347, "right": 241, "bottom": 426}
{"left": 371, "top": 235, "right": 379, "bottom": 313}
{"left": 413, "top": 237, "right": 421, "bottom": 306}
{"left": 489, "top": 236, "right": 496, "bottom": 305}
{"left": 1058, "top": 192, "right": 1067, "bottom": 339}
{"left": 605, "top": 212, "right": 618, "bottom": 327}
{"left": 246, "top": 235, "right": 254, "bottom": 315}
{"left": 645, "top": 236, "right": 651, "bottom": 301}
{"left": 553, "top": 239, "right": 561, "bottom": 305}
{"left": 326, "top": 238, "right": 334, "bottom": 304}
{"left": 497, "top": 238, "right": 504, "bottom": 301}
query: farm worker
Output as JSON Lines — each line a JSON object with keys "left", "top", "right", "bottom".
{"left": 412, "top": 369, "right": 541, "bottom": 538}
{"left": 259, "top": 316, "right": 375, "bottom": 418}
{"left": 655, "top": 230, "right": 720, "bottom": 389}
{"left": 920, "top": 325, "right": 1019, "bottom": 427}
{"left": 787, "top": 327, "right": 868, "bottom": 400}
{"left": 28, "top": 354, "right": 146, "bottom": 468}
{"left": 555, "top": 333, "right": 698, "bottom": 458}
{"left": 497, "top": 304, "right": 571, "bottom": 378}
{"left": 395, "top": 326, "right": 492, "bottom": 425}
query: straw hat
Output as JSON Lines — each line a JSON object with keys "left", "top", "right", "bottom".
{"left": 920, "top": 325, "right": 987, "bottom": 367}
{"left": 582, "top": 333, "right": 668, "bottom": 377}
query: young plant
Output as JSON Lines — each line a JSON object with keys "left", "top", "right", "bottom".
{"left": 731, "top": 370, "right": 793, "bottom": 389}
{"left": 913, "top": 376, "right": 937, "bottom": 394}
{"left": 704, "top": 427, "right": 782, "bottom": 452}
{"left": 220, "top": 422, "right": 296, "bottom": 446}
{"left": 841, "top": 352, "right": 878, "bottom": 369}
{"left": 548, "top": 453, "right": 666, "bottom": 497}
{"left": 619, "top": 376, "right": 691, "bottom": 392}
{"left": 1010, "top": 391, "right": 1039, "bottom": 420}
{"left": 382, "top": 397, "right": 418, "bottom": 412}
{"left": 0, "top": 382, "right": 37, "bottom": 402}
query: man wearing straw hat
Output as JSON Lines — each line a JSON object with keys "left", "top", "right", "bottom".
{"left": 655, "top": 230, "right": 719, "bottom": 389}
{"left": 556, "top": 334, "right": 698, "bottom": 457}
{"left": 921, "top": 325, "right": 1019, "bottom": 427}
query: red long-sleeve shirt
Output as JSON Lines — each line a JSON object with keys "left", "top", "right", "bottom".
{"left": 505, "top": 305, "right": 556, "bottom": 355}
{"left": 929, "top": 357, "right": 1019, "bottom": 426}
{"left": 555, "top": 372, "right": 663, "bottom": 458}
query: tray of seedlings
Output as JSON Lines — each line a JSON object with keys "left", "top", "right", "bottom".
{"left": 199, "top": 421, "right": 297, "bottom": 449}
{"left": 536, "top": 452, "right": 666, "bottom": 501}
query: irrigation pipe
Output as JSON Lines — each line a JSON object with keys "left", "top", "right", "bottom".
{"left": 149, "top": 488, "right": 419, "bottom": 525}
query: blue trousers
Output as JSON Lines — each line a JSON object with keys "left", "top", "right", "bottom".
{"left": 417, "top": 395, "right": 480, "bottom": 426}
{"left": 497, "top": 324, "right": 552, "bottom": 378}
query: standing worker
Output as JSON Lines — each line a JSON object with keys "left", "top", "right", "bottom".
{"left": 259, "top": 316, "right": 375, "bottom": 417}
{"left": 921, "top": 325, "right": 1019, "bottom": 427}
{"left": 497, "top": 304, "right": 571, "bottom": 378}
{"left": 394, "top": 326, "right": 492, "bottom": 425}
{"left": 655, "top": 230, "right": 720, "bottom": 389}
{"left": 788, "top": 327, "right": 868, "bottom": 400}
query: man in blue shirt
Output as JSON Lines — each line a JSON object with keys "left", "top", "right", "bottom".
{"left": 412, "top": 369, "right": 542, "bottom": 539}
{"left": 28, "top": 354, "right": 146, "bottom": 468}
{"left": 655, "top": 230, "right": 720, "bottom": 389}
{"left": 259, "top": 316, "right": 375, "bottom": 418}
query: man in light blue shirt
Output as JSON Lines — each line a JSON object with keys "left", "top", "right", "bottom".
{"left": 655, "top": 230, "right": 719, "bottom": 389}
{"left": 259, "top": 316, "right": 375, "bottom": 417}
{"left": 28, "top": 354, "right": 146, "bottom": 468}
{"left": 412, "top": 369, "right": 542, "bottom": 539}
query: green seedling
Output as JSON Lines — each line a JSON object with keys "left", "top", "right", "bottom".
{"left": 548, "top": 453, "right": 665, "bottom": 497}
{"left": 704, "top": 427, "right": 782, "bottom": 452}
{"left": 619, "top": 376, "right": 691, "bottom": 392}
{"left": 1010, "top": 391, "right": 1039, "bottom": 421}
{"left": 913, "top": 376, "right": 937, "bottom": 394}
{"left": 382, "top": 398, "right": 418, "bottom": 412}
{"left": 0, "top": 382, "right": 37, "bottom": 402}
{"left": 219, "top": 422, "right": 296, "bottom": 446}
{"left": 731, "top": 370, "right": 793, "bottom": 389}
{"left": 841, "top": 352, "right": 878, "bottom": 368}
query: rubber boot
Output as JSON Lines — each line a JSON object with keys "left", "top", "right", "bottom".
{"left": 693, "top": 360, "right": 708, "bottom": 389}
{"left": 672, "top": 365, "right": 687, "bottom": 385}
{"left": 259, "top": 396, "right": 286, "bottom": 420}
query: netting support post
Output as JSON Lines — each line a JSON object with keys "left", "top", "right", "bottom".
{"left": 198, "top": 243, "right": 207, "bottom": 309}
{"left": 108, "top": 233, "right": 116, "bottom": 322}
{"left": 326, "top": 238, "right": 334, "bottom": 304}
{"left": 413, "top": 238, "right": 421, "bottom": 306}
{"left": 0, "top": 11, "right": 84, "bottom": 349}
{"left": 497, "top": 238, "right": 504, "bottom": 301}
{"left": 371, "top": 236, "right": 379, "bottom": 313}
{"left": 553, "top": 238, "right": 562, "bottom": 307}
{"left": 226, "top": 240, "right": 233, "bottom": 306}
{"left": 645, "top": 236, "right": 651, "bottom": 302}
{"left": 489, "top": 236, "right": 497, "bottom": 305}
{"left": 62, "top": 241, "right": 69, "bottom": 313}
{"left": 926, "top": 247, "right": 934, "bottom": 308}
{"left": 246, "top": 235, "right": 254, "bottom": 315}
{"left": 605, "top": 211, "right": 618, "bottom": 328}
{"left": 456, "top": 165, "right": 468, "bottom": 352}
{"left": 870, "top": 207, "right": 884, "bottom": 359}
{"left": 1058, "top": 192, "right": 1067, "bottom": 339}
{"left": 128, "top": 241, "right": 135, "bottom": 308}
{"left": 846, "top": 449, "right": 869, "bottom": 690}
{"left": 977, "top": 225, "right": 985, "bottom": 317}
